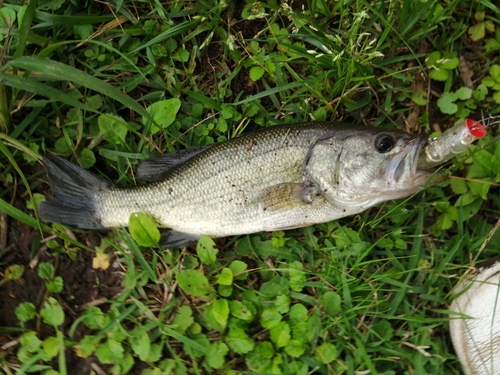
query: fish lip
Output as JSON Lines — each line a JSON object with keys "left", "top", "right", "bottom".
{"left": 412, "top": 136, "right": 432, "bottom": 179}
{"left": 390, "top": 136, "right": 431, "bottom": 185}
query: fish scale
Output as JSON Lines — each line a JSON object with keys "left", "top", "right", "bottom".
{"left": 39, "top": 122, "right": 430, "bottom": 247}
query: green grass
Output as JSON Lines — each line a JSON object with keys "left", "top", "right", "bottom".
{"left": 1, "top": 0, "right": 500, "bottom": 374}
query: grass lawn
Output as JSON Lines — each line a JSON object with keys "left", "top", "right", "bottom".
{"left": 1, "top": 0, "right": 500, "bottom": 374}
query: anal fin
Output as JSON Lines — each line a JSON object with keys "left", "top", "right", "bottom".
{"left": 159, "top": 230, "right": 201, "bottom": 248}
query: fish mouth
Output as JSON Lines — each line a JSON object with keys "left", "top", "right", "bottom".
{"left": 389, "top": 136, "right": 432, "bottom": 187}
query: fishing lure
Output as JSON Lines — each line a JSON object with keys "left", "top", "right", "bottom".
{"left": 417, "top": 119, "right": 487, "bottom": 169}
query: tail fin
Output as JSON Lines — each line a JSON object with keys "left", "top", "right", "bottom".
{"left": 39, "top": 154, "right": 112, "bottom": 229}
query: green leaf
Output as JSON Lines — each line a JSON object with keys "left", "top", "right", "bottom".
{"left": 455, "top": 87, "right": 473, "bottom": 100}
{"left": 435, "top": 202, "right": 458, "bottom": 230}
{"left": 46, "top": 276, "right": 64, "bottom": 293}
{"left": 54, "top": 137, "right": 72, "bottom": 154}
{"left": 225, "top": 328, "right": 255, "bottom": 354}
{"left": 256, "top": 341, "right": 275, "bottom": 359}
{"left": 241, "top": 2, "right": 267, "bottom": 20}
{"left": 172, "top": 305, "right": 194, "bottom": 333}
{"left": 15, "top": 302, "right": 36, "bottom": 322}
{"left": 274, "top": 294, "right": 290, "bottom": 314}
{"left": 98, "top": 114, "right": 128, "bottom": 144}
{"left": 176, "top": 270, "right": 214, "bottom": 299}
{"left": 429, "top": 68, "right": 449, "bottom": 81}
{"left": 439, "top": 53, "right": 459, "bottom": 70}
{"left": 229, "top": 260, "right": 248, "bottom": 280}
{"left": 493, "top": 90, "right": 500, "bottom": 104}
{"left": 82, "top": 306, "right": 105, "bottom": 329}
{"left": 206, "top": 342, "right": 229, "bottom": 369}
{"left": 78, "top": 336, "right": 98, "bottom": 356}
{"left": 437, "top": 92, "right": 458, "bottom": 114}
{"left": 144, "top": 99, "right": 181, "bottom": 134}
{"left": 173, "top": 48, "right": 190, "bottom": 62}
{"left": 26, "top": 193, "right": 46, "bottom": 211}
{"left": 217, "top": 268, "right": 233, "bottom": 285}
{"left": 306, "top": 310, "right": 321, "bottom": 343}
{"left": 468, "top": 22, "right": 485, "bottom": 41}
{"left": 80, "top": 149, "right": 96, "bottom": 169}
{"left": 86, "top": 94, "right": 103, "bottom": 109}
{"left": 485, "top": 20, "right": 495, "bottom": 33}
{"left": 411, "top": 90, "right": 428, "bottom": 105}
{"left": 128, "top": 212, "right": 160, "bottom": 247}
{"left": 485, "top": 38, "right": 500, "bottom": 53}
{"left": 289, "top": 261, "right": 306, "bottom": 292}
{"left": 473, "top": 150, "right": 500, "bottom": 174}
{"left": 467, "top": 180, "right": 490, "bottom": 200}
{"left": 41, "top": 297, "right": 64, "bottom": 327}
{"left": 271, "top": 232, "right": 286, "bottom": 249}
{"left": 216, "top": 118, "right": 228, "bottom": 133}
{"left": 130, "top": 331, "right": 150, "bottom": 361}
{"left": 196, "top": 236, "right": 218, "bottom": 265}
{"left": 312, "top": 107, "right": 327, "bottom": 121}
{"left": 95, "top": 339, "right": 124, "bottom": 364}
{"left": 489, "top": 65, "right": 500, "bottom": 81}
{"left": 261, "top": 309, "right": 282, "bottom": 329}
{"left": 314, "top": 342, "right": 338, "bottom": 364}
{"left": 42, "top": 336, "right": 60, "bottom": 358}
{"left": 285, "top": 339, "right": 306, "bottom": 358}
{"left": 212, "top": 299, "right": 229, "bottom": 328}
{"left": 376, "top": 236, "right": 394, "bottom": 250}
{"left": 289, "top": 303, "right": 308, "bottom": 322}
{"left": 320, "top": 291, "right": 341, "bottom": 316}
{"left": 270, "top": 321, "right": 291, "bottom": 348}
{"left": 0, "top": 8, "right": 16, "bottom": 27}
{"left": 74, "top": 24, "right": 93, "bottom": 39}
{"left": 20, "top": 331, "right": 42, "bottom": 353}
{"left": 249, "top": 66, "right": 265, "bottom": 82}
{"left": 36, "top": 262, "right": 56, "bottom": 279}
{"left": 4, "top": 264, "right": 25, "bottom": 280}
{"left": 229, "top": 300, "right": 255, "bottom": 321}
{"left": 425, "top": 51, "right": 440, "bottom": 66}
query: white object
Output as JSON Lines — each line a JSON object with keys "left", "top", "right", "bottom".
{"left": 450, "top": 260, "right": 500, "bottom": 375}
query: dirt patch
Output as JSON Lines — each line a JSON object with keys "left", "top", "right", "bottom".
{"left": 0, "top": 209, "right": 123, "bottom": 372}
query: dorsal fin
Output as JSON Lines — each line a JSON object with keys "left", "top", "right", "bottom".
{"left": 136, "top": 145, "right": 212, "bottom": 182}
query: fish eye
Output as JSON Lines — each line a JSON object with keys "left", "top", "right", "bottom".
{"left": 374, "top": 134, "right": 395, "bottom": 153}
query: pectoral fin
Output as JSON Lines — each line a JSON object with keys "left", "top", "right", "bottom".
{"left": 256, "top": 181, "right": 318, "bottom": 212}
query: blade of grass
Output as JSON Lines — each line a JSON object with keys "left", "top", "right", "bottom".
{"left": 130, "top": 19, "right": 201, "bottom": 53}
{"left": 0, "top": 139, "right": 44, "bottom": 232}
{"left": 162, "top": 326, "right": 207, "bottom": 354}
{"left": 12, "top": 0, "right": 37, "bottom": 60}
{"left": 36, "top": 40, "right": 147, "bottom": 81}
{"left": 231, "top": 81, "right": 304, "bottom": 105}
{"left": 0, "top": 197, "right": 48, "bottom": 230}
{"left": 7, "top": 57, "right": 157, "bottom": 125}
{"left": 0, "top": 72, "right": 100, "bottom": 114}
{"left": 2, "top": 5, "right": 114, "bottom": 25}
{"left": 121, "top": 229, "right": 158, "bottom": 283}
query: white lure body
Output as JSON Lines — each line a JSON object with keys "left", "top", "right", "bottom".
{"left": 449, "top": 260, "right": 500, "bottom": 375}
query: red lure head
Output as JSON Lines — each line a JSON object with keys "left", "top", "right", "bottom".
{"left": 465, "top": 119, "right": 487, "bottom": 139}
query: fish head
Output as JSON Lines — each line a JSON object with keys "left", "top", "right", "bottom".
{"left": 308, "top": 127, "right": 432, "bottom": 209}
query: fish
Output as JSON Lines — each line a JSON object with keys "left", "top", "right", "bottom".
{"left": 39, "top": 122, "right": 431, "bottom": 247}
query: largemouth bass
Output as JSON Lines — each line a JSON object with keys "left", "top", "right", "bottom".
{"left": 39, "top": 122, "right": 431, "bottom": 247}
